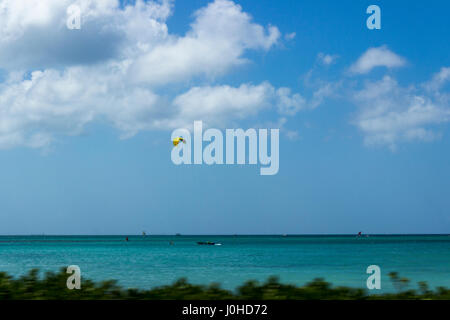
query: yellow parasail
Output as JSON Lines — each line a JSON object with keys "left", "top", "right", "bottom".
{"left": 172, "top": 137, "right": 186, "bottom": 146}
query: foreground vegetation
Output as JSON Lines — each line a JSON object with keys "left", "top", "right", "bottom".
{"left": 0, "top": 269, "right": 448, "bottom": 299}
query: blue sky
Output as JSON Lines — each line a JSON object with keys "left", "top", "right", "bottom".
{"left": 0, "top": 0, "right": 449, "bottom": 234}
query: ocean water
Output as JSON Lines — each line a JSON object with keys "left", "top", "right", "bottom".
{"left": 0, "top": 235, "right": 449, "bottom": 292}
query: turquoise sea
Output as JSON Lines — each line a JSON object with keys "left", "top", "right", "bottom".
{"left": 0, "top": 235, "right": 449, "bottom": 292}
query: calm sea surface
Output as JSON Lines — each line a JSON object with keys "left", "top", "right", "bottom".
{"left": 0, "top": 235, "right": 448, "bottom": 292}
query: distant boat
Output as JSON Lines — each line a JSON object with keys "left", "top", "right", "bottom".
{"left": 176, "top": 233, "right": 181, "bottom": 236}
{"left": 356, "top": 232, "right": 369, "bottom": 238}
{"left": 197, "top": 241, "right": 221, "bottom": 246}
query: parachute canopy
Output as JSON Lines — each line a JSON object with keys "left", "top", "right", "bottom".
{"left": 173, "top": 137, "right": 186, "bottom": 146}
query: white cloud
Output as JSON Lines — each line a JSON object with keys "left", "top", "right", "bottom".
{"left": 276, "top": 87, "right": 306, "bottom": 115}
{"left": 309, "top": 82, "right": 340, "bottom": 109}
{"left": 350, "top": 46, "right": 406, "bottom": 74}
{"left": 128, "top": 0, "right": 280, "bottom": 85}
{"left": 173, "top": 82, "right": 274, "bottom": 127}
{"left": 352, "top": 75, "right": 450, "bottom": 149}
{"left": 5, "top": 1, "right": 444, "bottom": 152}
{"left": 0, "top": 0, "right": 294, "bottom": 149}
{"left": 174, "top": 83, "right": 310, "bottom": 127}
{"left": 317, "top": 53, "right": 338, "bottom": 66}
{"left": 0, "top": 65, "right": 165, "bottom": 147}
{"left": 424, "top": 67, "right": 450, "bottom": 92}
{"left": 0, "top": 0, "right": 171, "bottom": 70}
{"left": 284, "top": 32, "right": 296, "bottom": 40}
{"left": 347, "top": 49, "right": 450, "bottom": 149}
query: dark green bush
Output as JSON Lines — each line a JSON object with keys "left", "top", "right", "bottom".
{"left": 0, "top": 268, "right": 448, "bottom": 300}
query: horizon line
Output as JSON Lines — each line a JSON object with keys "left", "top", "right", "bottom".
{"left": 0, "top": 233, "right": 449, "bottom": 237}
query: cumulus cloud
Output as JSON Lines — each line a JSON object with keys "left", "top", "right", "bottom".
{"left": 339, "top": 48, "right": 450, "bottom": 149}
{"left": 0, "top": 64, "right": 165, "bottom": 147}
{"left": 173, "top": 83, "right": 274, "bottom": 127}
{"left": 0, "top": 0, "right": 294, "bottom": 149}
{"left": 128, "top": 0, "right": 280, "bottom": 85}
{"left": 350, "top": 46, "right": 406, "bottom": 74}
{"left": 4, "top": 1, "right": 445, "bottom": 152}
{"left": 0, "top": 0, "right": 171, "bottom": 70}
{"left": 352, "top": 75, "right": 450, "bottom": 149}
{"left": 173, "top": 83, "right": 311, "bottom": 127}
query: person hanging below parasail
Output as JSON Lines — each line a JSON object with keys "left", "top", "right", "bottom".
{"left": 172, "top": 137, "right": 186, "bottom": 147}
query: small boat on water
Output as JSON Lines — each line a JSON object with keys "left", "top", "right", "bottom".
{"left": 356, "top": 231, "right": 369, "bottom": 238}
{"left": 197, "top": 241, "right": 221, "bottom": 246}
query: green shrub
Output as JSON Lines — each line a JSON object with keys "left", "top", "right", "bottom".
{"left": 0, "top": 268, "right": 448, "bottom": 300}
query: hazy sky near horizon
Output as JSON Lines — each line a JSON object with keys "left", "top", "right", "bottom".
{"left": 0, "top": 0, "right": 449, "bottom": 234}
